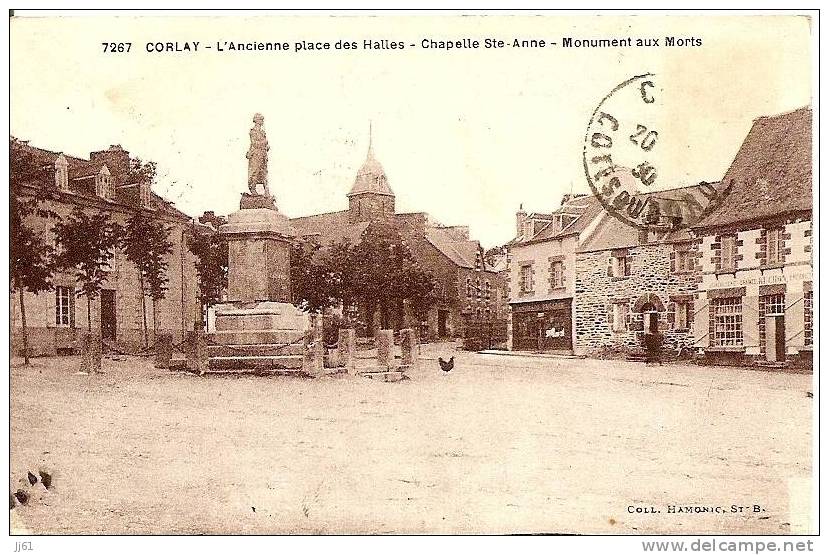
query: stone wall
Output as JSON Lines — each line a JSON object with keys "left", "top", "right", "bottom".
{"left": 574, "top": 241, "right": 701, "bottom": 356}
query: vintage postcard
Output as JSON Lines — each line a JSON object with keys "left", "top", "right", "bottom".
{"left": 7, "top": 9, "right": 818, "bottom": 545}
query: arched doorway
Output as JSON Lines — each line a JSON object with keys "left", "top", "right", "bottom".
{"left": 633, "top": 293, "right": 664, "bottom": 334}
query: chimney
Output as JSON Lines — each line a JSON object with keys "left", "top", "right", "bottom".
{"left": 54, "top": 154, "right": 69, "bottom": 192}
{"left": 516, "top": 204, "right": 527, "bottom": 237}
{"left": 90, "top": 145, "right": 130, "bottom": 187}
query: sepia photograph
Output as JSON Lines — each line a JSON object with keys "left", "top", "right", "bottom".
{"left": 6, "top": 8, "right": 819, "bottom": 547}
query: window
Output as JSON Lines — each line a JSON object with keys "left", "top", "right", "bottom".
{"left": 518, "top": 264, "right": 533, "bottom": 294}
{"left": 713, "top": 297, "right": 743, "bottom": 346}
{"left": 55, "top": 286, "right": 71, "bottom": 327}
{"left": 476, "top": 278, "right": 481, "bottom": 298}
{"left": 550, "top": 260, "right": 564, "bottom": 288}
{"left": 485, "top": 281, "right": 491, "bottom": 300}
{"left": 674, "top": 301, "right": 690, "bottom": 330}
{"left": 675, "top": 248, "right": 693, "bottom": 273}
{"left": 764, "top": 293, "right": 785, "bottom": 316}
{"left": 804, "top": 290, "right": 813, "bottom": 346}
{"left": 720, "top": 235, "right": 737, "bottom": 271}
{"left": 612, "top": 254, "right": 629, "bottom": 277}
{"left": 766, "top": 228, "right": 783, "bottom": 265}
{"left": 612, "top": 302, "right": 629, "bottom": 332}
{"left": 466, "top": 278, "right": 473, "bottom": 298}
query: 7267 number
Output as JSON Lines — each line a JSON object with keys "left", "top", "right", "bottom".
{"left": 102, "top": 42, "right": 131, "bottom": 53}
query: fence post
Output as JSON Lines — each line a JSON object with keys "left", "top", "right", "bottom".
{"left": 400, "top": 328, "right": 418, "bottom": 366}
{"left": 338, "top": 328, "right": 357, "bottom": 374}
{"left": 186, "top": 330, "right": 208, "bottom": 375}
{"left": 155, "top": 333, "right": 173, "bottom": 369}
{"left": 376, "top": 329, "right": 394, "bottom": 370}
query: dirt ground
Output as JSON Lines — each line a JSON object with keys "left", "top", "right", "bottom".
{"left": 10, "top": 345, "right": 813, "bottom": 535}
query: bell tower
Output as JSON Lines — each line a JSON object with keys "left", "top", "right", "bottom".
{"left": 348, "top": 123, "right": 395, "bottom": 223}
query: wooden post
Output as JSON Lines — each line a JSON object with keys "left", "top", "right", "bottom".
{"left": 338, "top": 328, "right": 356, "bottom": 374}
{"left": 376, "top": 329, "right": 394, "bottom": 369}
{"left": 154, "top": 333, "right": 173, "bottom": 369}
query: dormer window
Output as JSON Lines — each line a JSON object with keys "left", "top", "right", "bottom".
{"left": 95, "top": 165, "right": 113, "bottom": 199}
{"left": 54, "top": 154, "right": 69, "bottom": 191}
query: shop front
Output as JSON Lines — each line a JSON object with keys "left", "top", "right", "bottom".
{"left": 511, "top": 298, "right": 573, "bottom": 353}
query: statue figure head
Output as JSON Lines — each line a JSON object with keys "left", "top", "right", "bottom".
{"left": 253, "top": 113, "right": 264, "bottom": 126}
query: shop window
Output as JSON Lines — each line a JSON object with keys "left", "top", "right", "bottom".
{"left": 804, "top": 290, "right": 813, "bottom": 346}
{"left": 713, "top": 297, "right": 743, "bottom": 346}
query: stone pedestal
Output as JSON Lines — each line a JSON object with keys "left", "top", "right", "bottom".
{"left": 209, "top": 196, "right": 309, "bottom": 360}
{"left": 154, "top": 333, "right": 173, "bottom": 369}
{"left": 400, "top": 328, "right": 419, "bottom": 366}
{"left": 338, "top": 328, "right": 357, "bottom": 374}
{"left": 376, "top": 329, "right": 394, "bottom": 369}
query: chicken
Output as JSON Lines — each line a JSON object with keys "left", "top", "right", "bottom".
{"left": 438, "top": 356, "right": 454, "bottom": 372}
{"left": 38, "top": 470, "right": 52, "bottom": 490}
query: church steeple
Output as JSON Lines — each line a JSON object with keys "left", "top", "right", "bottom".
{"left": 348, "top": 123, "right": 395, "bottom": 223}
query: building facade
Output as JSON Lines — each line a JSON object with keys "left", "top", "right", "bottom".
{"left": 692, "top": 107, "right": 813, "bottom": 367}
{"left": 10, "top": 142, "right": 200, "bottom": 356}
{"left": 505, "top": 195, "right": 603, "bottom": 353}
{"left": 573, "top": 207, "right": 703, "bottom": 357}
{"left": 289, "top": 137, "right": 503, "bottom": 339}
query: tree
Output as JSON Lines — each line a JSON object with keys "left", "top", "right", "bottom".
{"left": 188, "top": 216, "right": 229, "bottom": 326}
{"left": 10, "top": 139, "right": 58, "bottom": 364}
{"left": 52, "top": 208, "right": 122, "bottom": 333}
{"left": 345, "top": 224, "right": 437, "bottom": 332}
{"left": 123, "top": 212, "right": 173, "bottom": 347}
{"left": 291, "top": 241, "right": 340, "bottom": 315}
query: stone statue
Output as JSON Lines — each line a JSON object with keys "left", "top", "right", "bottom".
{"left": 246, "top": 113, "right": 270, "bottom": 196}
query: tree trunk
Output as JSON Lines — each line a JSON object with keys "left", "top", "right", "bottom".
{"left": 87, "top": 296, "right": 92, "bottom": 332}
{"left": 152, "top": 297, "right": 158, "bottom": 345}
{"left": 139, "top": 271, "right": 148, "bottom": 349}
{"left": 19, "top": 288, "right": 29, "bottom": 366}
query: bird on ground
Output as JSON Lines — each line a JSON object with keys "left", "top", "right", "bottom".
{"left": 13, "top": 490, "right": 28, "bottom": 505}
{"left": 38, "top": 470, "right": 52, "bottom": 490}
{"left": 438, "top": 356, "right": 454, "bottom": 372}
{"left": 26, "top": 472, "right": 37, "bottom": 486}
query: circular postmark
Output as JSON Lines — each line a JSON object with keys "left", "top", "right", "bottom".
{"left": 583, "top": 73, "right": 731, "bottom": 231}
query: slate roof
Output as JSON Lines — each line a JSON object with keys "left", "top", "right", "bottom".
{"left": 577, "top": 185, "right": 711, "bottom": 253}
{"left": 14, "top": 140, "right": 190, "bottom": 221}
{"left": 348, "top": 144, "right": 394, "bottom": 197}
{"left": 695, "top": 106, "right": 812, "bottom": 229}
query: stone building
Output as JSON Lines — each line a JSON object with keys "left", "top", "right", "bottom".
{"left": 691, "top": 107, "right": 813, "bottom": 366}
{"left": 505, "top": 194, "right": 604, "bottom": 353}
{"left": 289, "top": 137, "right": 503, "bottom": 339}
{"left": 10, "top": 141, "right": 200, "bottom": 356}
{"left": 573, "top": 192, "right": 705, "bottom": 357}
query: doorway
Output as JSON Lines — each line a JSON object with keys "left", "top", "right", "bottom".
{"left": 763, "top": 294, "right": 786, "bottom": 363}
{"left": 437, "top": 309, "right": 449, "bottom": 338}
{"left": 101, "top": 289, "right": 116, "bottom": 342}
